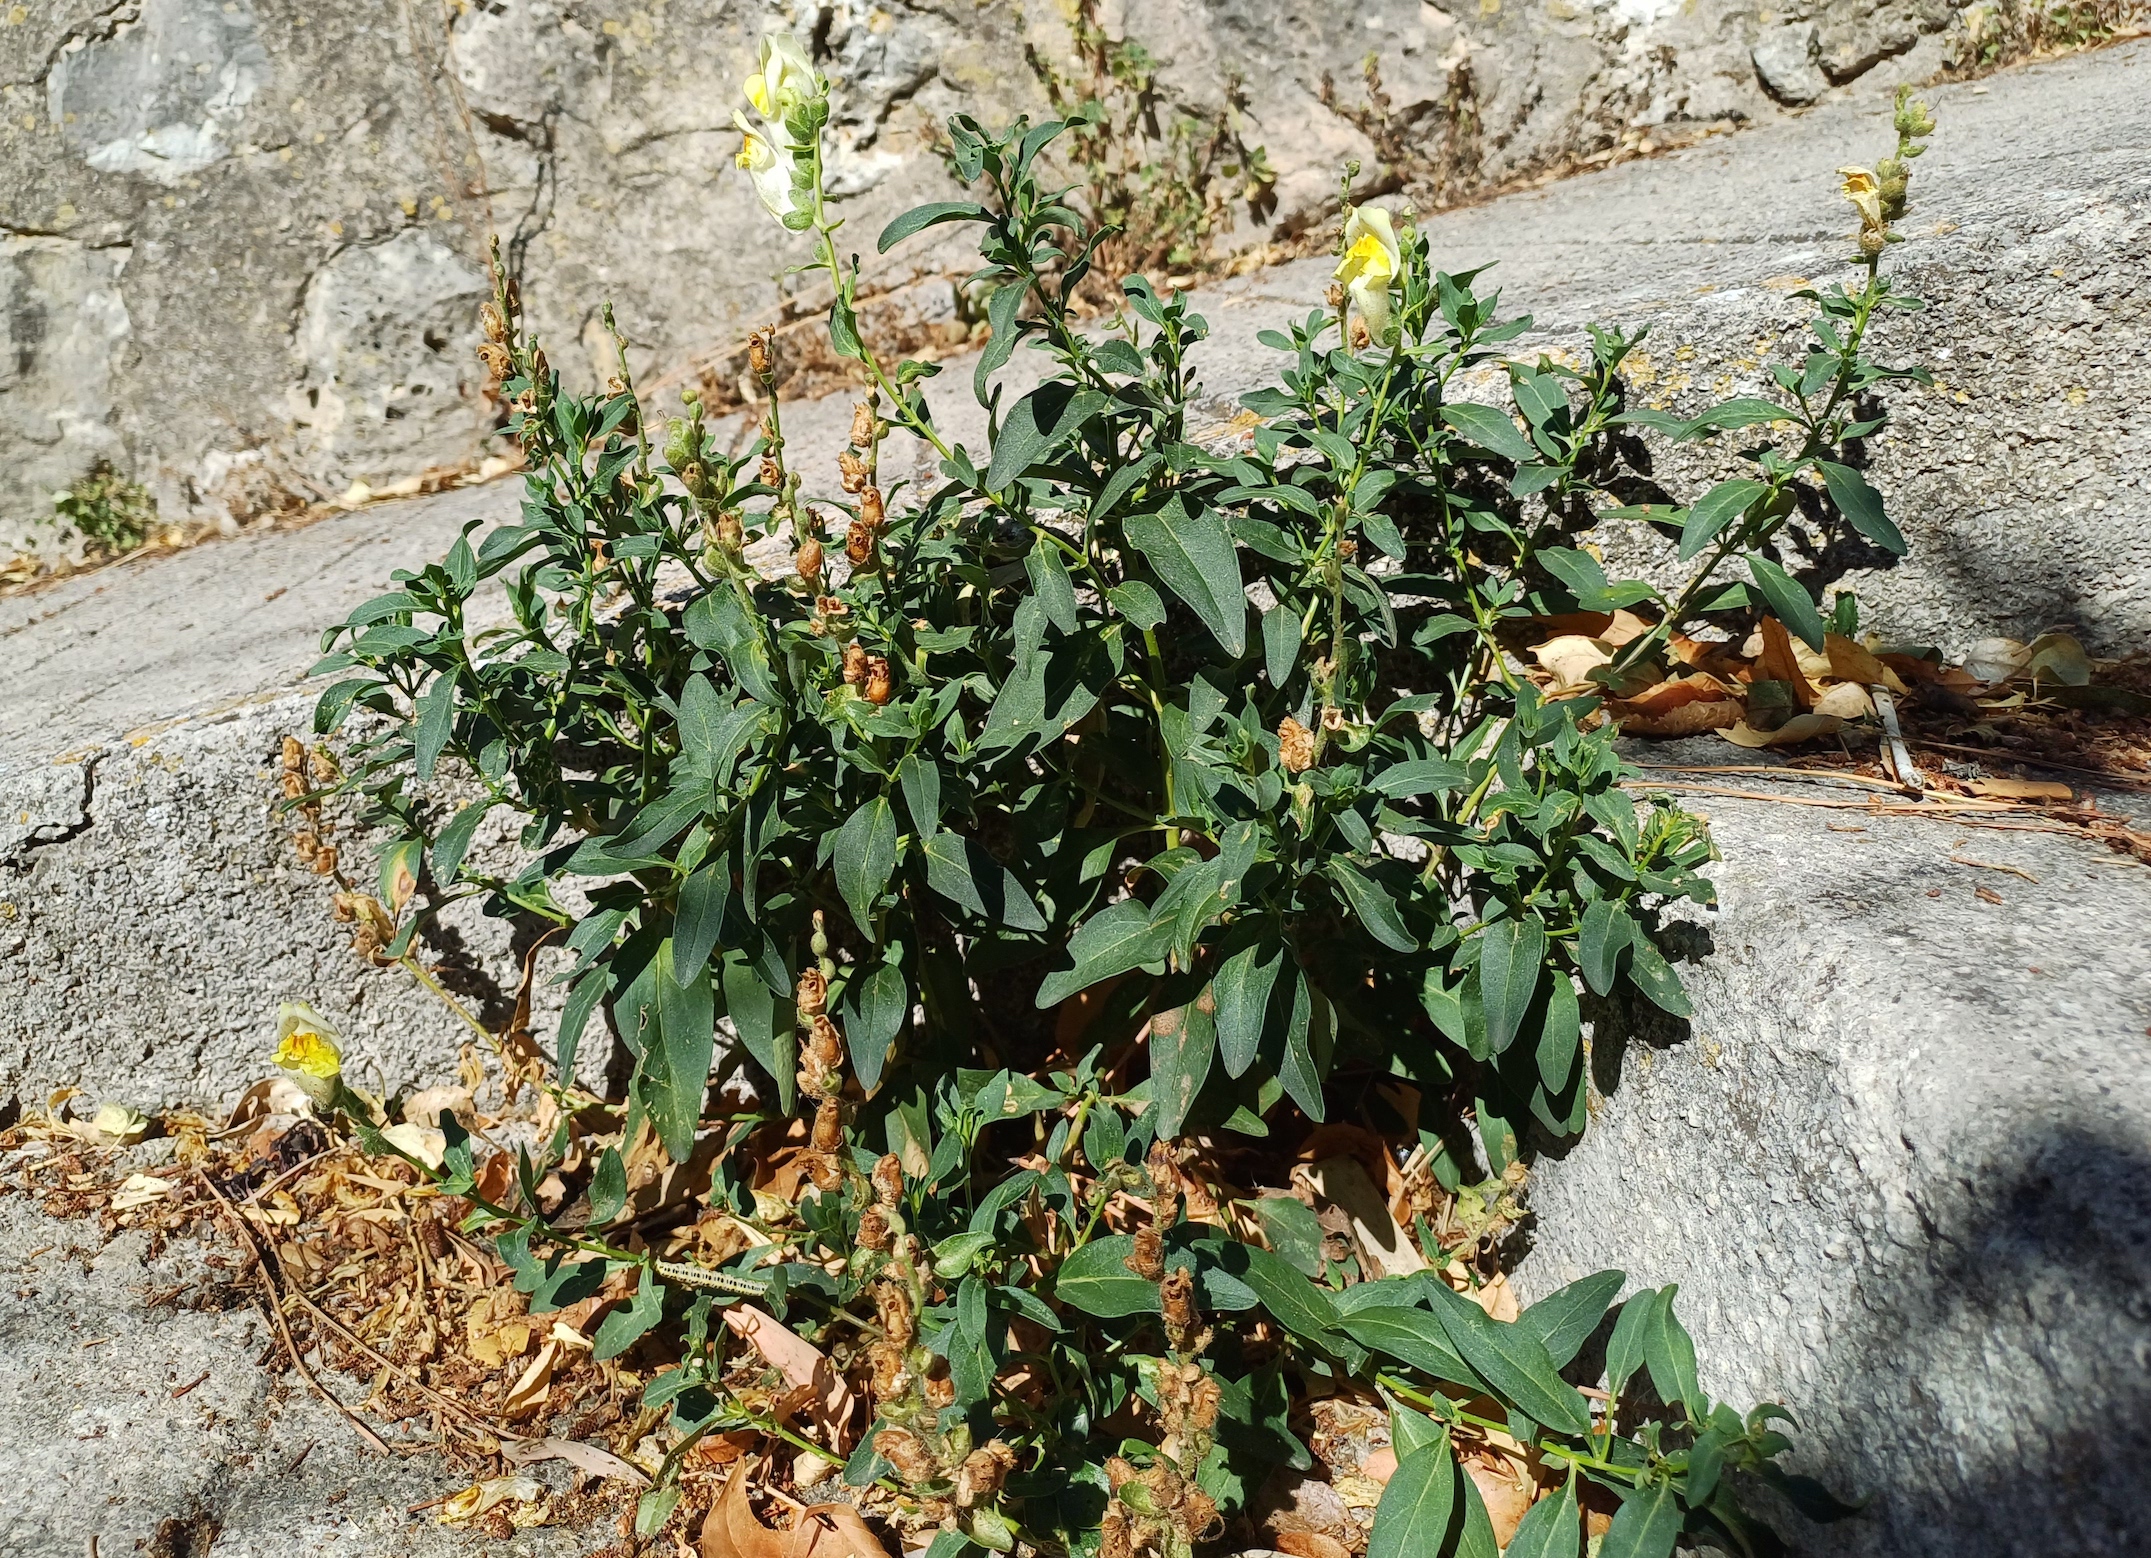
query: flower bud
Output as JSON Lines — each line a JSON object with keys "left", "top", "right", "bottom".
{"left": 714, "top": 512, "right": 744, "bottom": 552}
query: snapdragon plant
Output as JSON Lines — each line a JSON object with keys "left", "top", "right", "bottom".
{"left": 306, "top": 37, "right": 1933, "bottom": 1555}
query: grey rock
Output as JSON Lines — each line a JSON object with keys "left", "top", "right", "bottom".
{"left": 1515, "top": 778, "right": 2151, "bottom": 1558}
{"left": 1753, "top": 23, "right": 1829, "bottom": 103}
{"left": 1, "top": 0, "right": 1982, "bottom": 556}
{"left": 0, "top": 1188, "right": 593, "bottom": 1555}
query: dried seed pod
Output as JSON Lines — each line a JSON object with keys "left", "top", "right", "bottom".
{"left": 1325, "top": 281, "right": 1346, "bottom": 312}
{"left": 867, "top": 1338, "right": 908, "bottom": 1398}
{"left": 748, "top": 329, "right": 775, "bottom": 380}
{"left": 1124, "top": 1224, "right": 1165, "bottom": 1282}
{"left": 1139, "top": 1461, "right": 1184, "bottom": 1512}
{"left": 481, "top": 301, "right": 508, "bottom": 342}
{"left": 1160, "top": 1266, "right": 1199, "bottom": 1335}
{"left": 475, "top": 341, "right": 512, "bottom": 380}
{"left": 714, "top": 512, "right": 744, "bottom": 552}
{"left": 796, "top": 967, "right": 829, "bottom": 1016}
{"left": 872, "top": 1153, "right": 904, "bottom": 1206}
{"left": 863, "top": 656, "right": 893, "bottom": 706}
{"left": 1337, "top": 536, "right": 1359, "bottom": 562}
{"left": 796, "top": 536, "right": 824, "bottom": 582}
{"left": 838, "top": 447, "right": 870, "bottom": 494}
{"left": 1188, "top": 1374, "right": 1221, "bottom": 1431}
{"left": 310, "top": 845, "right": 339, "bottom": 877}
{"left": 812, "top": 1096, "right": 844, "bottom": 1153}
{"left": 921, "top": 1366, "right": 956, "bottom": 1409}
{"left": 875, "top": 1426, "right": 937, "bottom": 1484}
{"left": 1106, "top": 1457, "right": 1139, "bottom": 1492}
{"left": 281, "top": 735, "right": 304, "bottom": 773}
{"left": 293, "top": 831, "right": 319, "bottom": 863}
{"left": 954, "top": 1442, "right": 1017, "bottom": 1507}
{"left": 808, "top": 1153, "right": 844, "bottom": 1192}
{"left": 758, "top": 455, "right": 784, "bottom": 489}
{"left": 1278, "top": 715, "right": 1316, "bottom": 773}
{"left": 856, "top": 1205, "right": 892, "bottom": 1252}
{"left": 876, "top": 1281, "right": 916, "bottom": 1349}
{"left": 1099, "top": 1508, "right": 1133, "bottom": 1558}
{"left": 860, "top": 485, "right": 884, "bottom": 527}
{"left": 307, "top": 748, "right": 339, "bottom": 784}
{"left": 807, "top": 1014, "right": 844, "bottom": 1075}
{"left": 1321, "top": 704, "right": 1347, "bottom": 733}
{"left": 846, "top": 518, "right": 877, "bottom": 569}
{"left": 842, "top": 643, "right": 869, "bottom": 687}
{"left": 1178, "top": 1488, "right": 1221, "bottom": 1541}
{"left": 281, "top": 771, "right": 308, "bottom": 800}
{"left": 849, "top": 400, "right": 877, "bottom": 449}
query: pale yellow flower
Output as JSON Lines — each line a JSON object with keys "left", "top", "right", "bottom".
{"left": 91, "top": 1102, "right": 150, "bottom": 1144}
{"left": 1334, "top": 205, "right": 1403, "bottom": 345}
{"left": 735, "top": 113, "right": 802, "bottom": 222}
{"left": 745, "top": 33, "right": 817, "bottom": 121}
{"left": 274, "top": 1001, "right": 343, "bottom": 1079}
{"left": 1838, "top": 166, "right": 1885, "bottom": 232}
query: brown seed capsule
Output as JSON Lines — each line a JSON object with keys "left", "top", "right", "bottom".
{"left": 921, "top": 1367, "right": 955, "bottom": 1409}
{"left": 1140, "top": 1461, "right": 1185, "bottom": 1512}
{"left": 807, "top": 1013, "right": 844, "bottom": 1070}
{"left": 872, "top": 1153, "right": 904, "bottom": 1207}
{"left": 867, "top": 1338, "right": 908, "bottom": 1399}
{"left": 1325, "top": 281, "right": 1346, "bottom": 312}
{"left": 475, "top": 341, "right": 511, "bottom": 380}
{"left": 954, "top": 1442, "right": 1017, "bottom": 1508}
{"left": 1277, "top": 715, "right": 1316, "bottom": 773}
{"left": 842, "top": 643, "right": 869, "bottom": 687}
{"left": 860, "top": 485, "right": 884, "bottom": 528}
{"left": 846, "top": 519, "right": 877, "bottom": 569}
{"left": 838, "top": 447, "right": 870, "bottom": 494}
{"left": 311, "top": 845, "right": 338, "bottom": 877}
{"left": 812, "top": 1096, "right": 845, "bottom": 1153}
{"left": 1188, "top": 1373, "right": 1221, "bottom": 1431}
{"left": 293, "top": 831, "right": 318, "bottom": 863}
{"left": 530, "top": 347, "right": 549, "bottom": 382}
{"left": 281, "top": 735, "right": 305, "bottom": 772}
{"left": 308, "top": 748, "right": 339, "bottom": 784}
{"left": 875, "top": 1426, "right": 937, "bottom": 1484}
{"left": 808, "top": 1153, "right": 844, "bottom": 1192}
{"left": 1179, "top": 1488, "right": 1221, "bottom": 1541}
{"left": 796, "top": 536, "right": 823, "bottom": 581}
{"left": 758, "top": 455, "right": 784, "bottom": 489}
{"left": 877, "top": 1282, "right": 917, "bottom": 1349}
{"left": 849, "top": 400, "right": 877, "bottom": 449}
{"left": 796, "top": 966, "right": 829, "bottom": 1016}
{"left": 714, "top": 512, "right": 744, "bottom": 551}
{"left": 863, "top": 656, "right": 893, "bottom": 706}
{"left": 856, "top": 1205, "right": 892, "bottom": 1252}
{"left": 748, "top": 329, "right": 775, "bottom": 380}
{"left": 1337, "top": 537, "right": 1359, "bottom": 562}
{"left": 281, "top": 771, "right": 308, "bottom": 800}
{"left": 1099, "top": 1508, "right": 1133, "bottom": 1558}
{"left": 1125, "top": 1225, "right": 1165, "bottom": 1282}
{"left": 1160, "top": 1266, "right": 1199, "bottom": 1335}
{"left": 503, "top": 277, "right": 521, "bottom": 317}
{"left": 481, "top": 301, "right": 507, "bottom": 343}
{"left": 1321, "top": 704, "right": 1346, "bottom": 733}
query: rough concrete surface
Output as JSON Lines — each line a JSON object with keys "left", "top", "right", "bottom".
{"left": 0, "top": 1187, "right": 590, "bottom": 1557}
{"left": 1516, "top": 777, "right": 2151, "bottom": 1558}
{"left": 0, "top": 0, "right": 1999, "bottom": 554}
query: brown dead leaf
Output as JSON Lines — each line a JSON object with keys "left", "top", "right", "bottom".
{"left": 1811, "top": 681, "right": 1875, "bottom": 721}
{"left": 473, "top": 1152, "right": 513, "bottom": 1206}
{"left": 1613, "top": 690, "right": 1744, "bottom": 738}
{"left": 1294, "top": 1123, "right": 1400, "bottom": 1200}
{"left": 1825, "top": 632, "right": 1909, "bottom": 695}
{"left": 1527, "top": 635, "right": 1613, "bottom": 690}
{"left": 702, "top": 1467, "right": 894, "bottom": 1558}
{"left": 1755, "top": 618, "right": 1816, "bottom": 709}
{"left": 1302, "top": 1156, "right": 1426, "bottom": 1279}
{"left": 1464, "top": 1460, "right": 1534, "bottom": 1548}
{"left": 1467, "top": 1270, "right": 1520, "bottom": 1322}
{"left": 1610, "top": 673, "right": 1737, "bottom": 718}
{"left": 502, "top": 1435, "right": 651, "bottom": 1487}
{"left": 1274, "top": 1533, "right": 1352, "bottom": 1558}
{"left": 723, "top": 1304, "right": 857, "bottom": 1449}
{"left": 503, "top": 1338, "right": 558, "bottom": 1417}
{"left": 1360, "top": 1447, "right": 1398, "bottom": 1486}
{"left": 1719, "top": 713, "right": 1845, "bottom": 748}
{"left": 1966, "top": 777, "right": 2073, "bottom": 802}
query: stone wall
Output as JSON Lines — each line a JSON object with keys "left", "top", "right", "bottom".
{"left": 1, "top": 0, "right": 1987, "bottom": 562}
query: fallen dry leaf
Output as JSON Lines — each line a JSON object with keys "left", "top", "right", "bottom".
{"left": 702, "top": 1465, "right": 894, "bottom": 1558}
{"left": 1825, "top": 632, "right": 1909, "bottom": 695}
{"left": 1360, "top": 1447, "right": 1398, "bottom": 1486}
{"left": 1612, "top": 689, "right": 1743, "bottom": 738}
{"left": 1303, "top": 1156, "right": 1426, "bottom": 1280}
{"left": 723, "top": 1304, "right": 857, "bottom": 1449}
{"left": 502, "top": 1435, "right": 651, "bottom": 1487}
{"left": 1528, "top": 635, "right": 1613, "bottom": 690}
{"left": 1273, "top": 1532, "right": 1352, "bottom": 1558}
{"left": 438, "top": 1475, "right": 545, "bottom": 1524}
{"left": 1464, "top": 1459, "right": 1534, "bottom": 1547}
{"left": 1811, "top": 680, "right": 1875, "bottom": 721}
{"left": 111, "top": 1173, "right": 176, "bottom": 1212}
{"left": 1755, "top": 618, "right": 1816, "bottom": 709}
{"left": 503, "top": 1338, "right": 558, "bottom": 1417}
{"left": 1719, "top": 713, "right": 1844, "bottom": 748}
{"left": 1467, "top": 1270, "right": 1520, "bottom": 1322}
{"left": 1966, "top": 777, "right": 2072, "bottom": 802}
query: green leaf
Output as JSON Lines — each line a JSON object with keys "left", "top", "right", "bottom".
{"left": 984, "top": 384, "right": 1105, "bottom": 492}
{"left": 723, "top": 949, "right": 795, "bottom": 1113}
{"left": 844, "top": 960, "right": 909, "bottom": 1093}
{"left": 1598, "top": 1481, "right": 1680, "bottom": 1558}
{"left": 1443, "top": 403, "right": 1536, "bottom": 464}
{"left": 1503, "top": 1478, "right": 1580, "bottom": 1558}
{"left": 648, "top": 943, "right": 714, "bottom": 1161}
{"left": 1625, "top": 934, "right": 1692, "bottom": 1017}
{"left": 1123, "top": 495, "right": 1246, "bottom": 656}
{"left": 1035, "top": 900, "right": 1174, "bottom": 1008}
{"left": 1602, "top": 1287, "right": 1656, "bottom": 1399}
{"left": 1229, "top": 1240, "right": 1345, "bottom": 1345}
{"left": 1278, "top": 971, "right": 1333, "bottom": 1121}
{"left": 1577, "top": 899, "right": 1632, "bottom": 997}
{"left": 1053, "top": 1235, "right": 1161, "bottom": 1317}
{"left": 1538, "top": 971, "right": 1580, "bottom": 1091}
{"left": 1251, "top": 1195, "right": 1326, "bottom": 1277}
{"left": 1387, "top": 1401, "right": 1447, "bottom": 1461}
{"left": 1642, "top": 1285, "right": 1704, "bottom": 1417}
{"left": 413, "top": 669, "right": 458, "bottom": 781}
{"left": 587, "top": 1147, "right": 628, "bottom": 1226}
{"left": 877, "top": 200, "right": 994, "bottom": 253}
{"left": 1150, "top": 999, "right": 1216, "bottom": 1138}
{"left": 1213, "top": 941, "right": 1282, "bottom": 1078}
{"left": 834, "top": 795, "right": 900, "bottom": 936}
{"left": 594, "top": 1265, "right": 664, "bottom": 1360}
{"left": 897, "top": 754, "right": 943, "bottom": 831}
{"left": 923, "top": 831, "right": 1047, "bottom": 932}
{"left": 1026, "top": 539, "right": 1080, "bottom": 634}
{"left": 1329, "top": 860, "right": 1416, "bottom": 952}
{"left": 1677, "top": 479, "right": 1768, "bottom": 561}
{"left": 1108, "top": 580, "right": 1167, "bottom": 629}
{"left": 431, "top": 800, "right": 491, "bottom": 887}
{"left": 1476, "top": 913, "right": 1546, "bottom": 1055}
{"left": 1366, "top": 1430, "right": 1457, "bottom": 1558}
{"left": 1516, "top": 1270, "right": 1625, "bottom": 1369}
{"left": 1369, "top": 758, "right": 1467, "bottom": 798}
{"left": 1427, "top": 1282, "right": 1594, "bottom": 1435}
{"left": 1338, "top": 1305, "right": 1479, "bottom": 1387}
{"left": 673, "top": 863, "right": 729, "bottom": 984}
{"left": 1747, "top": 554, "right": 1827, "bottom": 651}
{"left": 1818, "top": 460, "right": 1905, "bottom": 554}
{"left": 1262, "top": 603, "right": 1301, "bottom": 687}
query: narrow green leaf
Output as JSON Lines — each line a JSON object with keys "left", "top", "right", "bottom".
{"left": 1123, "top": 495, "right": 1246, "bottom": 656}
{"left": 1747, "top": 554, "right": 1827, "bottom": 651}
{"left": 1107, "top": 580, "right": 1167, "bottom": 629}
{"left": 1502, "top": 1478, "right": 1580, "bottom": 1558}
{"left": 1818, "top": 460, "right": 1905, "bottom": 555}
{"left": 1538, "top": 971, "right": 1580, "bottom": 1090}
{"left": 834, "top": 795, "right": 899, "bottom": 936}
{"left": 1516, "top": 1270, "right": 1625, "bottom": 1369}
{"left": 1278, "top": 970, "right": 1332, "bottom": 1121}
{"left": 1603, "top": 1287, "right": 1656, "bottom": 1399}
{"left": 1427, "top": 1282, "right": 1594, "bottom": 1435}
{"left": 1677, "top": 479, "right": 1768, "bottom": 561}
{"left": 1476, "top": 913, "right": 1546, "bottom": 1055}
{"left": 923, "top": 831, "right": 1047, "bottom": 932}
{"left": 1150, "top": 999, "right": 1216, "bottom": 1138}
{"left": 673, "top": 863, "right": 729, "bottom": 984}
{"left": 1625, "top": 934, "right": 1692, "bottom": 1017}
{"left": 1577, "top": 899, "right": 1632, "bottom": 997}
{"left": 1338, "top": 1305, "right": 1480, "bottom": 1387}
{"left": 1598, "top": 1482, "right": 1680, "bottom": 1558}
{"left": 844, "top": 960, "right": 909, "bottom": 1094}
{"left": 1369, "top": 758, "right": 1467, "bottom": 798}
{"left": 649, "top": 944, "right": 714, "bottom": 1162}
{"left": 413, "top": 670, "right": 458, "bottom": 781}
{"left": 1443, "top": 403, "right": 1536, "bottom": 464}
{"left": 1330, "top": 860, "right": 1417, "bottom": 952}
{"left": 723, "top": 948, "right": 795, "bottom": 1113}
{"left": 594, "top": 1265, "right": 664, "bottom": 1360}
{"left": 1367, "top": 1430, "right": 1457, "bottom": 1558}
{"left": 1035, "top": 900, "right": 1174, "bottom": 1008}
{"left": 431, "top": 800, "right": 491, "bottom": 887}
{"left": 877, "top": 200, "right": 994, "bottom": 253}
{"left": 1642, "top": 1285, "right": 1704, "bottom": 1417}
{"left": 1026, "top": 540, "right": 1079, "bottom": 634}
{"left": 1213, "top": 942, "right": 1282, "bottom": 1078}
{"left": 1262, "top": 603, "right": 1301, "bottom": 687}
{"left": 1053, "top": 1235, "right": 1161, "bottom": 1317}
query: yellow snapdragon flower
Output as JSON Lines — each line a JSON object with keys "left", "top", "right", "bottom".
{"left": 1334, "top": 205, "right": 1403, "bottom": 346}
{"left": 1838, "top": 166, "right": 1885, "bottom": 232}
{"left": 744, "top": 33, "right": 817, "bottom": 121}
{"left": 273, "top": 1001, "right": 345, "bottom": 1112}
{"left": 734, "top": 114, "right": 802, "bottom": 222}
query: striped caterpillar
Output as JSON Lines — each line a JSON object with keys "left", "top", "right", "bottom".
{"left": 654, "top": 1259, "right": 772, "bottom": 1297}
